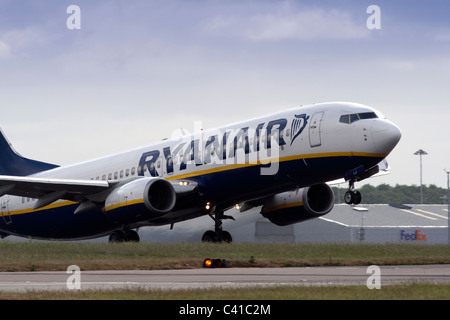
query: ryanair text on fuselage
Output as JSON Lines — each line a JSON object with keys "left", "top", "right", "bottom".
{"left": 137, "top": 114, "right": 309, "bottom": 178}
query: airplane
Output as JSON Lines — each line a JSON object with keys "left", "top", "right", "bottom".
{"left": 0, "top": 102, "right": 401, "bottom": 243}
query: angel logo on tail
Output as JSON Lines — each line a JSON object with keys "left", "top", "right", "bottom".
{"left": 290, "top": 114, "right": 309, "bottom": 146}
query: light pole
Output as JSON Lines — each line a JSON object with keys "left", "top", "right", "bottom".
{"left": 445, "top": 169, "right": 450, "bottom": 245}
{"left": 414, "top": 149, "right": 428, "bottom": 204}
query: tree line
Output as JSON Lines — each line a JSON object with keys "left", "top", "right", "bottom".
{"left": 332, "top": 184, "right": 449, "bottom": 204}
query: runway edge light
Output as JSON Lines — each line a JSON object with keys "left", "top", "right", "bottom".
{"left": 203, "top": 258, "right": 227, "bottom": 268}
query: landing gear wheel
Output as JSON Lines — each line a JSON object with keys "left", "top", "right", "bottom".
{"left": 201, "top": 211, "right": 234, "bottom": 243}
{"left": 109, "top": 230, "right": 125, "bottom": 243}
{"left": 125, "top": 230, "right": 140, "bottom": 242}
{"left": 202, "top": 230, "right": 217, "bottom": 242}
{"left": 344, "top": 191, "right": 353, "bottom": 204}
{"left": 344, "top": 191, "right": 362, "bottom": 205}
{"left": 109, "top": 229, "right": 140, "bottom": 243}
{"left": 220, "top": 231, "right": 232, "bottom": 243}
{"left": 344, "top": 179, "right": 362, "bottom": 205}
{"left": 202, "top": 230, "right": 233, "bottom": 243}
{"left": 354, "top": 191, "right": 362, "bottom": 205}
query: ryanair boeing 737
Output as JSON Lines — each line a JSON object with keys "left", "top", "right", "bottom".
{"left": 0, "top": 102, "right": 401, "bottom": 242}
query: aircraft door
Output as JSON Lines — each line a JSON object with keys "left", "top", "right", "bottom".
{"left": 309, "top": 112, "right": 324, "bottom": 147}
{"left": 1, "top": 197, "right": 12, "bottom": 225}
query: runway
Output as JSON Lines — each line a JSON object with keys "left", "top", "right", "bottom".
{"left": 0, "top": 265, "right": 448, "bottom": 292}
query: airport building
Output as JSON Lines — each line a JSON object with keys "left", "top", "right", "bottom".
{"left": 140, "top": 204, "right": 449, "bottom": 244}
{"left": 253, "top": 204, "right": 448, "bottom": 244}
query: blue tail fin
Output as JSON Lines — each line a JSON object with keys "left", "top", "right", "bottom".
{"left": 0, "top": 128, "right": 59, "bottom": 176}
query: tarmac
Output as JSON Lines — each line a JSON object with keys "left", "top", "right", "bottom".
{"left": 0, "top": 264, "right": 449, "bottom": 292}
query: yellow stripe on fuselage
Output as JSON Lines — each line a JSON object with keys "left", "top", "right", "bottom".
{"left": 3, "top": 200, "right": 78, "bottom": 217}
{"left": 165, "top": 151, "right": 386, "bottom": 181}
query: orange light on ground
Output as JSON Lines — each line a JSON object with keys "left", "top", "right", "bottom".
{"left": 203, "top": 258, "right": 227, "bottom": 268}
{"left": 203, "top": 259, "right": 212, "bottom": 267}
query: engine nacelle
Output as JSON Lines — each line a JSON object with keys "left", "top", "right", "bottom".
{"left": 104, "top": 177, "right": 176, "bottom": 224}
{"left": 261, "top": 183, "right": 334, "bottom": 226}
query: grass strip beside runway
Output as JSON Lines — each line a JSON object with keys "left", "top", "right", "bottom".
{"left": 0, "top": 284, "right": 449, "bottom": 300}
{"left": 0, "top": 242, "right": 448, "bottom": 271}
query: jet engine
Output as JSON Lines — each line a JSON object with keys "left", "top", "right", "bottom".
{"left": 104, "top": 177, "right": 176, "bottom": 224}
{"left": 261, "top": 183, "right": 334, "bottom": 226}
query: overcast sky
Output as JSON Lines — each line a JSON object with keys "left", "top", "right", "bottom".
{"left": 0, "top": 0, "right": 449, "bottom": 188}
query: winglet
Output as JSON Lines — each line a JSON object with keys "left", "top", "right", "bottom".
{"left": 0, "top": 128, "right": 59, "bottom": 176}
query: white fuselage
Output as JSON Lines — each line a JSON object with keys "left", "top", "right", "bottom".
{"left": 0, "top": 102, "right": 401, "bottom": 240}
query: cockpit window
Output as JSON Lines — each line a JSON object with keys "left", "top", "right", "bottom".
{"left": 358, "top": 112, "right": 378, "bottom": 120}
{"left": 339, "top": 112, "right": 378, "bottom": 124}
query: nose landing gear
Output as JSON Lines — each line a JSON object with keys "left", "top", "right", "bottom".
{"left": 344, "top": 190, "right": 362, "bottom": 205}
{"left": 344, "top": 180, "right": 362, "bottom": 205}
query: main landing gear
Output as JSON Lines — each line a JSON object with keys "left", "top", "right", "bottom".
{"left": 202, "top": 211, "right": 234, "bottom": 243}
{"left": 109, "top": 229, "right": 140, "bottom": 243}
{"left": 344, "top": 179, "right": 362, "bottom": 205}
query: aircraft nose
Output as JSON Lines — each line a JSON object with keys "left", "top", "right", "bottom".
{"left": 371, "top": 120, "right": 402, "bottom": 154}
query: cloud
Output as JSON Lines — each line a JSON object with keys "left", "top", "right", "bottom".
{"left": 0, "top": 26, "right": 49, "bottom": 59}
{"left": 204, "top": 6, "right": 368, "bottom": 41}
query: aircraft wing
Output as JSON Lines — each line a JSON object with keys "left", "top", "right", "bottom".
{"left": 0, "top": 175, "right": 200, "bottom": 212}
{"left": 0, "top": 175, "right": 111, "bottom": 209}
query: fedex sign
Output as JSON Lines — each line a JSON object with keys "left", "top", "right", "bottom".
{"left": 400, "top": 230, "right": 427, "bottom": 241}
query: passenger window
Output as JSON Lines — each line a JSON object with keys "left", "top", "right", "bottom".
{"left": 126, "top": 169, "right": 130, "bottom": 177}
{"left": 108, "top": 173, "right": 112, "bottom": 180}
{"left": 131, "top": 167, "right": 135, "bottom": 175}
{"left": 120, "top": 170, "right": 124, "bottom": 178}
{"left": 102, "top": 175, "right": 106, "bottom": 180}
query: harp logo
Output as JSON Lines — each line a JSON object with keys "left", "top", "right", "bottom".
{"left": 290, "top": 114, "right": 309, "bottom": 146}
